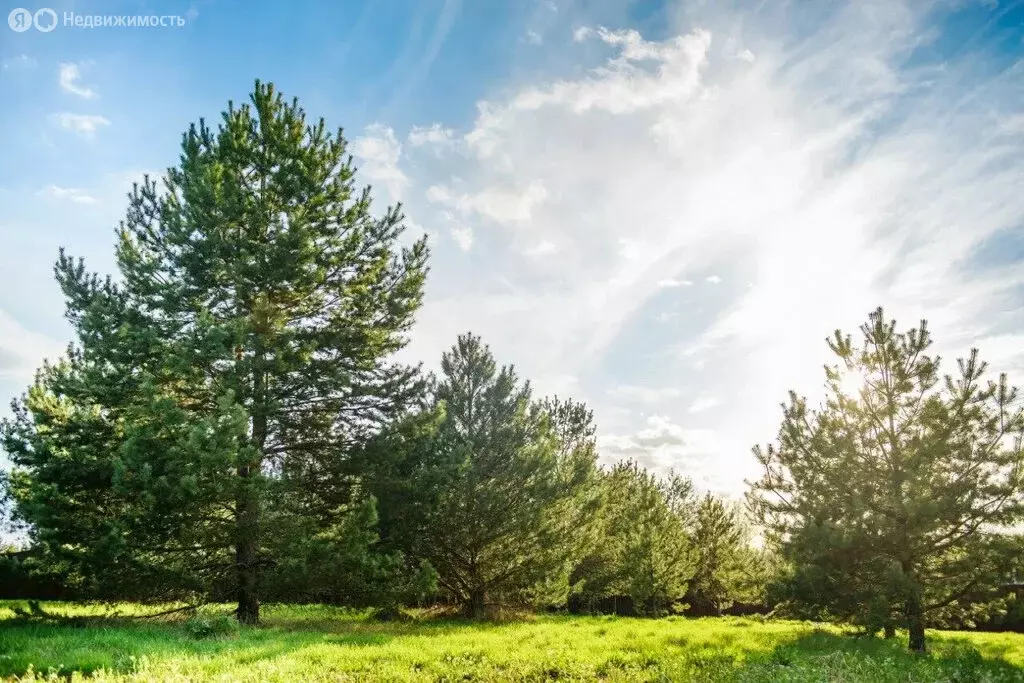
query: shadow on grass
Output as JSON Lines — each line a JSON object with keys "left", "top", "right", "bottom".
{"left": 0, "top": 608, "right": 545, "bottom": 679}
{"left": 4, "top": 611, "right": 1024, "bottom": 681}
{"left": 734, "top": 629, "right": 1024, "bottom": 682}
{"left": 0, "top": 617, "right": 403, "bottom": 679}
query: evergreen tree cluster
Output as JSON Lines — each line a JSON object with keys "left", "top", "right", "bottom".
{"left": 0, "top": 82, "right": 756, "bottom": 624}
{"left": 2, "top": 84, "right": 1022, "bottom": 656}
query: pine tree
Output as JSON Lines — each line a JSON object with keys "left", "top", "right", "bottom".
{"left": 748, "top": 307, "right": 1024, "bottom": 651}
{"left": 2, "top": 81, "right": 428, "bottom": 623}
{"left": 572, "top": 462, "right": 697, "bottom": 615}
{"left": 685, "top": 494, "right": 746, "bottom": 616}
{"left": 419, "top": 333, "right": 588, "bottom": 617}
{"left": 529, "top": 396, "right": 602, "bottom": 607}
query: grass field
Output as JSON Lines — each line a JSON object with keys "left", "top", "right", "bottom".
{"left": 2, "top": 603, "right": 1024, "bottom": 682}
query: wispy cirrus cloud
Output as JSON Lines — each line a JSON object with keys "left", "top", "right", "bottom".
{"left": 353, "top": 0, "right": 1024, "bottom": 494}
{"left": 2, "top": 54, "right": 36, "bottom": 70}
{"left": 58, "top": 62, "right": 97, "bottom": 99}
{"left": 351, "top": 123, "right": 407, "bottom": 202}
{"left": 37, "top": 185, "right": 97, "bottom": 205}
{"left": 608, "top": 385, "right": 682, "bottom": 404}
{"left": 52, "top": 113, "right": 110, "bottom": 138}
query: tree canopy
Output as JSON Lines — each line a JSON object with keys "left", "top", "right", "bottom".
{"left": 2, "top": 81, "right": 428, "bottom": 623}
{"left": 749, "top": 307, "right": 1024, "bottom": 651}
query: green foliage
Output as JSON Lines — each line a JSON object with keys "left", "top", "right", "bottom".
{"left": 260, "top": 495, "right": 437, "bottom": 608}
{"left": 353, "top": 403, "right": 450, "bottom": 592}
{"left": 415, "top": 333, "right": 596, "bottom": 616}
{"left": 572, "top": 462, "right": 697, "bottom": 615}
{"left": 749, "top": 307, "right": 1024, "bottom": 651}
{"left": 685, "top": 494, "right": 754, "bottom": 615}
{"left": 1, "top": 80, "right": 428, "bottom": 623}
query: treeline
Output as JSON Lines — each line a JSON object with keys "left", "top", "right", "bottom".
{"left": 2, "top": 82, "right": 1023, "bottom": 655}
{"left": 0, "top": 82, "right": 768, "bottom": 624}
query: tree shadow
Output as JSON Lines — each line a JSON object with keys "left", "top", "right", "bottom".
{"left": 0, "top": 608, "right": 549, "bottom": 679}
{"left": 742, "top": 629, "right": 1024, "bottom": 681}
{"left": 0, "top": 617, "right": 402, "bottom": 678}
{"left": 5, "top": 611, "right": 1024, "bottom": 681}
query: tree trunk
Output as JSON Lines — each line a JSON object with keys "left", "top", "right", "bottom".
{"left": 905, "top": 589, "right": 926, "bottom": 653}
{"left": 235, "top": 345, "right": 266, "bottom": 625}
{"left": 466, "top": 588, "right": 486, "bottom": 619}
{"left": 884, "top": 622, "right": 896, "bottom": 639}
{"left": 901, "top": 559, "right": 926, "bottom": 652}
{"left": 235, "top": 460, "right": 260, "bottom": 625}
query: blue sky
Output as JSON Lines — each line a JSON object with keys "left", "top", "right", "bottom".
{"left": 1, "top": 0, "right": 1023, "bottom": 497}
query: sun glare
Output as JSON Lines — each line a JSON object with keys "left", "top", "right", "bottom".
{"left": 837, "top": 368, "right": 870, "bottom": 399}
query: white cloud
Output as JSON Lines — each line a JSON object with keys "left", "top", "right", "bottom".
{"left": 37, "top": 185, "right": 97, "bottom": 205}
{"left": 351, "top": 124, "right": 407, "bottom": 201}
{"left": 526, "top": 30, "right": 543, "bottom": 45}
{"left": 315, "top": 2, "right": 1024, "bottom": 495}
{"left": 0, "top": 310, "right": 64, "bottom": 382}
{"left": 450, "top": 225, "right": 474, "bottom": 251}
{"left": 426, "top": 181, "right": 548, "bottom": 224}
{"left": 598, "top": 415, "right": 727, "bottom": 488}
{"left": 53, "top": 113, "right": 110, "bottom": 138}
{"left": 971, "top": 334, "right": 1024, "bottom": 372}
{"left": 466, "top": 26, "right": 711, "bottom": 160}
{"left": 705, "top": 275, "right": 721, "bottom": 284}
{"left": 608, "top": 385, "right": 682, "bottom": 403}
{"left": 408, "top": 123, "right": 455, "bottom": 148}
{"left": 2, "top": 54, "right": 36, "bottom": 70}
{"left": 658, "top": 278, "right": 693, "bottom": 288}
{"left": 688, "top": 395, "right": 721, "bottom": 413}
{"left": 524, "top": 239, "right": 558, "bottom": 257}
{"left": 58, "top": 62, "right": 96, "bottom": 99}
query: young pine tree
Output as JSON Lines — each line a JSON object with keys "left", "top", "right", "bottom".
{"left": 2, "top": 81, "right": 428, "bottom": 623}
{"left": 685, "top": 494, "right": 747, "bottom": 616}
{"left": 748, "top": 307, "right": 1024, "bottom": 651}
{"left": 420, "top": 333, "right": 591, "bottom": 617}
{"left": 572, "top": 462, "right": 697, "bottom": 616}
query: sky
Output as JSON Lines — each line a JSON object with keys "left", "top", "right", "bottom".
{"left": 1, "top": 0, "right": 1023, "bottom": 500}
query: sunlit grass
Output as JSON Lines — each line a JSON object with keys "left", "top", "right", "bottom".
{"left": 2, "top": 602, "right": 1023, "bottom": 681}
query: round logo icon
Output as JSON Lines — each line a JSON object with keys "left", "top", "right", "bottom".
{"left": 8, "top": 7, "right": 32, "bottom": 31}
{"left": 34, "top": 7, "right": 57, "bottom": 32}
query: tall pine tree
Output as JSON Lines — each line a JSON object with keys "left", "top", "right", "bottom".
{"left": 2, "top": 81, "right": 428, "bottom": 623}
{"left": 749, "top": 307, "right": 1024, "bottom": 651}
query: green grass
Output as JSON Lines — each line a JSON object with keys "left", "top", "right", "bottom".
{"left": 2, "top": 602, "right": 1024, "bottom": 681}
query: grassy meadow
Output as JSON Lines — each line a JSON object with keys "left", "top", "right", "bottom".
{"left": 2, "top": 603, "right": 1024, "bottom": 682}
